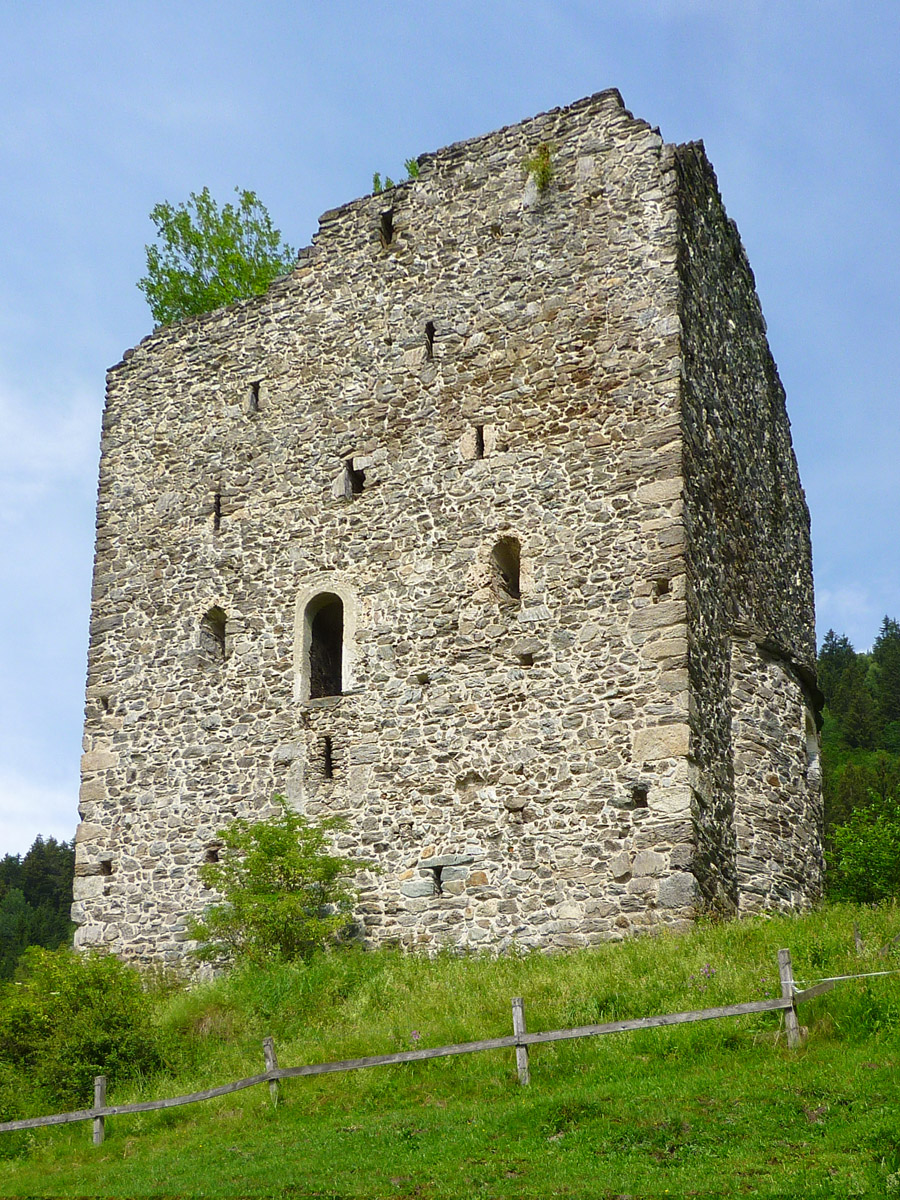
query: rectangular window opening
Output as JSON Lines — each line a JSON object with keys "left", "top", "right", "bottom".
{"left": 425, "top": 321, "right": 436, "bottom": 360}
{"left": 213, "top": 492, "right": 222, "bottom": 532}
{"left": 323, "top": 735, "right": 335, "bottom": 780}
{"left": 474, "top": 425, "right": 485, "bottom": 459}
{"left": 249, "top": 381, "right": 260, "bottom": 413}
{"left": 345, "top": 459, "right": 365, "bottom": 495}
{"left": 379, "top": 210, "right": 394, "bottom": 247}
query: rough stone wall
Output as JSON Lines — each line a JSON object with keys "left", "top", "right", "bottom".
{"left": 674, "top": 144, "right": 822, "bottom": 914}
{"left": 731, "top": 638, "right": 824, "bottom": 911}
{"left": 73, "top": 91, "right": 820, "bottom": 965}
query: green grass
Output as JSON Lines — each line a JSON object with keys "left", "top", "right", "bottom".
{"left": 1, "top": 903, "right": 899, "bottom": 1197}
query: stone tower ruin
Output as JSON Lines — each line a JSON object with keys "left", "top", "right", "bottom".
{"left": 74, "top": 91, "right": 824, "bottom": 964}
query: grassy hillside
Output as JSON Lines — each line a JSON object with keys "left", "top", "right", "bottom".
{"left": 1, "top": 903, "right": 899, "bottom": 1197}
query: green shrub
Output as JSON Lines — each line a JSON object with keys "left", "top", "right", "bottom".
{"left": 0, "top": 947, "right": 164, "bottom": 1106}
{"left": 523, "top": 142, "right": 554, "bottom": 192}
{"left": 188, "top": 798, "right": 370, "bottom": 967}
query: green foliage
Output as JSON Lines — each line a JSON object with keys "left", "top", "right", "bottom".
{"left": 829, "top": 788, "right": 900, "bottom": 903}
{"left": 137, "top": 187, "right": 296, "bottom": 327}
{"left": 0, "top": 948, "right": 164, "bottom": 1107}
{"left": 0, "top": 837, "right": 74, "bottom": 980}
{"left": 188, "top": 799, "right": 366, "bottom": 967}
{"left": 523, "top": 142, "right": 554, "bottom": 192}
{"left": 817, "top": 622, "right": 900, "bottom": 870}
{"left": 372, "top": 158, "right": 420, "bottom": 194}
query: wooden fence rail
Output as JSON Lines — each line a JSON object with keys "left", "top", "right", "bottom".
{"left": 0, "top": 947, "right": 852, "bottom": 1144}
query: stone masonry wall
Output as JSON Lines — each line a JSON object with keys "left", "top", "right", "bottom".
{"left": 73, "top": 92, "right": 821, "bottom": 965}
{"left": 731, "top": 638, "right": 824, "bottom": 911}
{"left": 674, "top": 144, "right": 822, "bottom": 914}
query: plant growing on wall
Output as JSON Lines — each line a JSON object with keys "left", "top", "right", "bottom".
{"left": 372, "top": 158, "right": 420, "bottom": 194}
{"left": 523, "top": 142, "right": 554, "bottom": 192}
{"left": 188, "top": 799, "right": 367, "bottom": 966}
{"left": 138, "top": 187, "right": 296, "bottom": 326}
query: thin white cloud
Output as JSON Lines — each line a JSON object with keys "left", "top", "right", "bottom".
{"left": 0, "top": 378, "right": 99, "bottom": 528}
{"left": 0, "top": 767, "right": 79, "bottom": 857}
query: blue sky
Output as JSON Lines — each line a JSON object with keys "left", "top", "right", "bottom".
{"left": 1, "top": 1, "right": 897, "bottom": 853}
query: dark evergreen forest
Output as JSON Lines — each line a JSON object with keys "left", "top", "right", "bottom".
{"left": 0, "top": 836, "right": 74, "bottom": 979}
{"left": 818, "top": 616, "right": 900, "bottom": 824}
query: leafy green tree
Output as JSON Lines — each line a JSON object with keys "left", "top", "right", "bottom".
{"left": 138, "top": 187, "right": 296, "bottom": 326}
{"left": 188, "top": 799, "right": 367, "bottom": 966}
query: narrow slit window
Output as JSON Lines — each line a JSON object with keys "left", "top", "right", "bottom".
{"left": 308, "top": 594, "right": 343, "bottom": 698}
{"left": 200, "top": 606, "right": 227, "bottom": 665}
{"left": 491, "top": 537, "right": 521, "bottom": 601}
{"left": 249, "top": 381, "right": 260, "bottom": 413}
{"left": 425, "top": 321, "right": 436, "bottom": 360}
{"left": 345, "top": 459, "right": 365, "bottom": 494}
{"left": 379, "top": 209, "right": 394, "bottom": 247}
{"left": 474, "top": 425, "right": 485, "bottom": 459}
{"left": 323, "top": 735, "right": 335, "bottom": 779}
{"left": 213, "top": 491, "right": 222, "bottom": 532}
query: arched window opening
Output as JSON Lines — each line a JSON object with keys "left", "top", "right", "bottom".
{"left": 308, "top": 593, "right": 343, "bottom": 698}
{"left": 491, "top": 537, "right": 521, "bottom": 601}
{"left": 200, "top": 607, "right": 227, "bottom": 665}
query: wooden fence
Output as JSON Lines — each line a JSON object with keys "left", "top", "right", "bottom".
{"left": 0, "top": 947, "right": 841, "bottom": 1146}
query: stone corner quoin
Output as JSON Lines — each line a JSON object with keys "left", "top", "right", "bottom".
{"left": 73, "top": 89, "right": 824, "bottom": 965}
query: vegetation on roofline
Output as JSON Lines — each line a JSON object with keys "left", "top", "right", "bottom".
{"left": 372, "top": 157, "right": 420, "bottom": 194}
{"left": 137, "top": 187, "right": 296, "bottom": 327}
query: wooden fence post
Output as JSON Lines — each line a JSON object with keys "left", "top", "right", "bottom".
{"left": 92, "top": 1075, "right": 106, "bottom": 1146}
{"left": 263, "top": 1037, "right": 279, "bottom": 1105}
{"left": 777, "top": 948, "right": 801, "bottom": 1049}
{"left": 511, "top": 997, "right": 530, "bottom": 1086}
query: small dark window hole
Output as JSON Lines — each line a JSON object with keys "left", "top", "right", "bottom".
{"left": 100, "top": 695, "right": 110, "bottom": 713}
{"left": 205, "top": 846, "right": 220, "bottom": 864}
{"left": 323, "top": 735, "right": 335, "bottom": 780}
{"left": 518, "top": 653, "right": 534, "bottom": 667}
{"left": 213, "top": 492, "right": 222, "bottom": 532}
{"left": 200, "top": 607, "right": 227, "bottom": 665}
{"left": 430, "top": 866, "right": 443, "bottom": 895}
{"left": 346, "top": 459, "right": 365, "bottom": 494}
{"left": 415, "top": 672, "right": 431, "bottom": 686}
{"left": 491, "top": 536, "right": 521, "bottom": 601}
{"left": 380, "top": 209, "right": 394, "bottom": 247}
{"left": 631, "top": 785, "right": 649, "bottom": 808}
{"left": 652, "top": 578, "right": 670, "bottom": 601}
{"left": 249, "top": 381, "right": 260, "bottom": 413}
{"left": 425, "top": 321, "right": 435, "bottom": 360}
{"left": 474, "top": 425, "right": 485, "bottom": 459}
{"left": 99, "top": 859, "right": 113, "bottom": 877}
